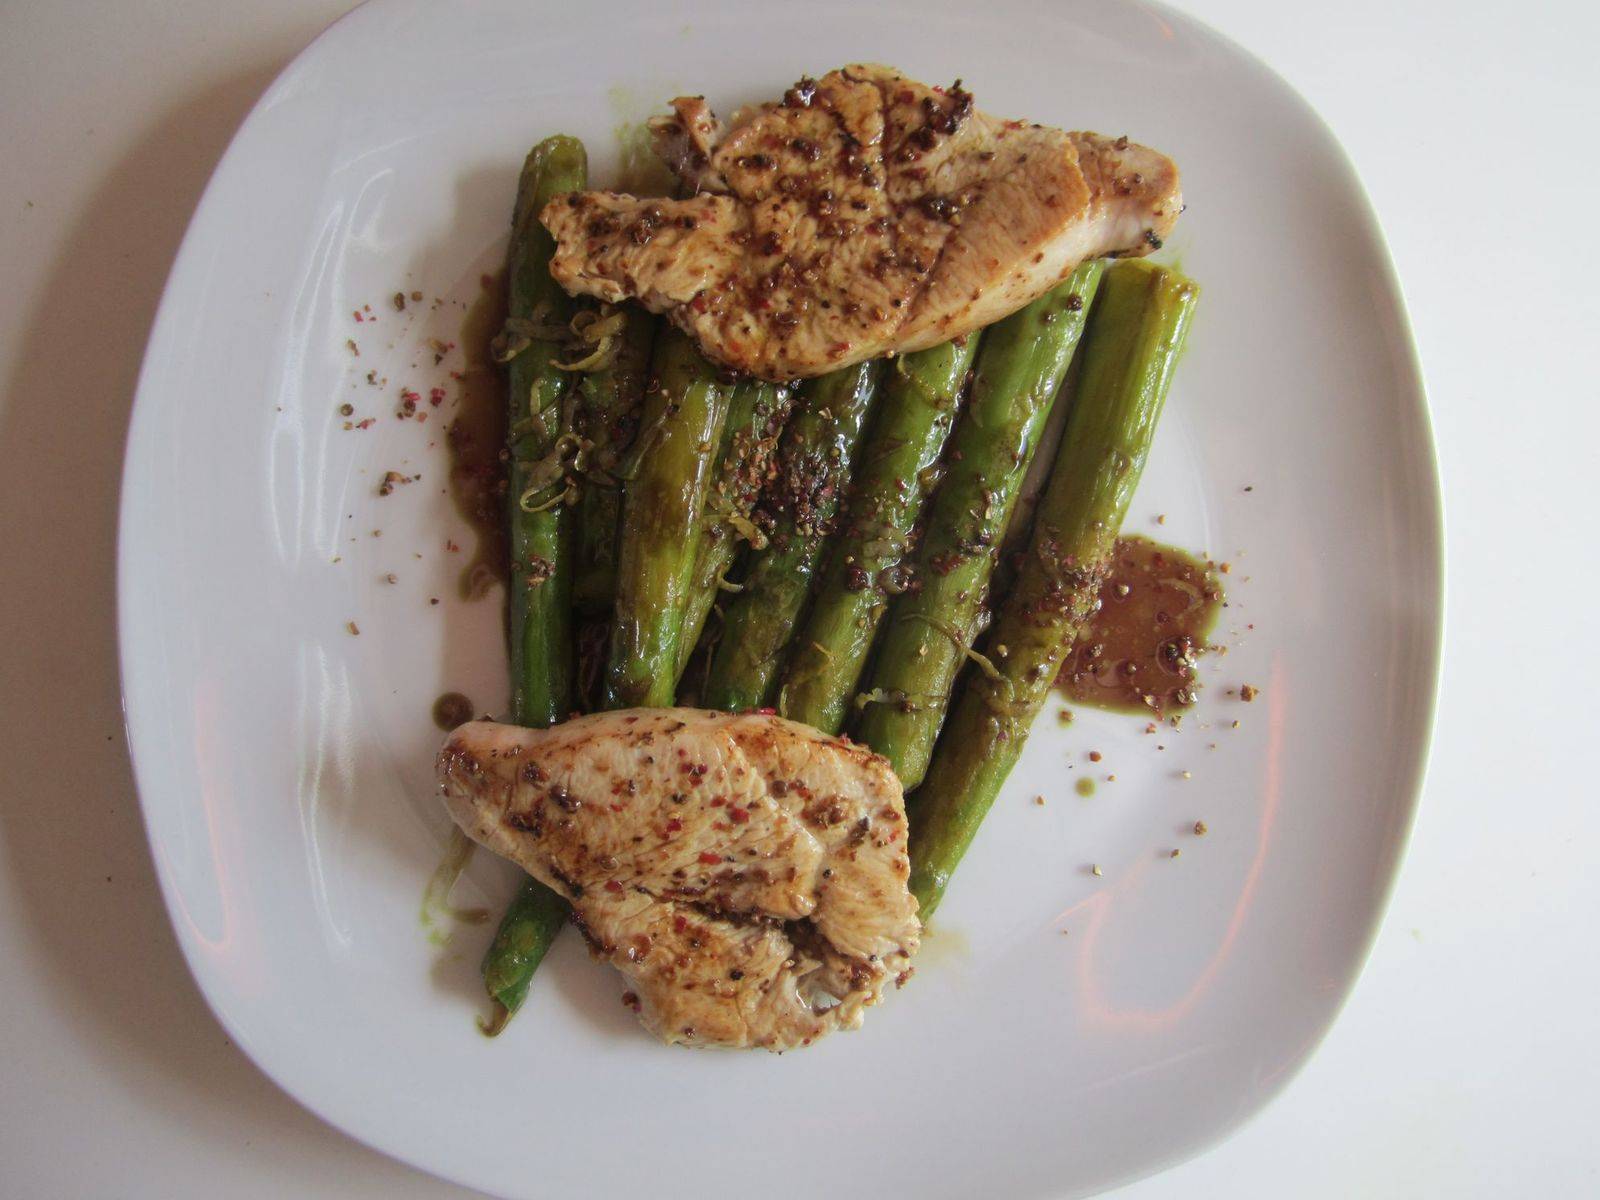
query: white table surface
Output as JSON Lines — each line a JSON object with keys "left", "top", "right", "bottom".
{"left": 2, "top": 1, "right": 1595, "bottom": 1196}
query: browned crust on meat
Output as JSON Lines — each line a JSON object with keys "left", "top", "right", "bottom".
{"left": 438, "top": 709, "right": 920, "bottom": 1051}
{"left": 541, "top": 65, "right": 1182, "bottom": 380}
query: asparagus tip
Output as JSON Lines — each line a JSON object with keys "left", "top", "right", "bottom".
{"left": 477, "top": 1000, "right": 513, "bottom": 1038}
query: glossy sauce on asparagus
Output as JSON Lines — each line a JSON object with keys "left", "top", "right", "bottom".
{"left": 853, "top": 263, "right": 1105, "bottom": 789}
{"left": 779, "top": 335, "right": 980, "bottom": 734}
{"left": 701, "top": 361, "right": 881, "bottom": 712}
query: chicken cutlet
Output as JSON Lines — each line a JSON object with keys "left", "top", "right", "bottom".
{"left": 439, "top": 709, "right": 920, "bottom": 1050}
{"left": 541, "top": 63, "right": 1181, "bottom": 379}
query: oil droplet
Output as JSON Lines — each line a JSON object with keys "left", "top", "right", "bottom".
{"left": 612, "top": 120, "right": 676, "bottom": 195}
{"left": 433, "top": 691, "right": 475, "bottom": 731}
{"left": 914, "top": 922, "right": 971, "bottom": 968}
{"left": 1075, "top": 777, "right": 1096, "bottom": 797}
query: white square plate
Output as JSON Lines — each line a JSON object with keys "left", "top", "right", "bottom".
{"left": 118, "top": 1, "right": 1441, "bottom": 1196}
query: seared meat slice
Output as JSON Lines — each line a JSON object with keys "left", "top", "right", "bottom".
{"left": 541, "top": 64, "right": 1182, "bottom": 380}
{"left": 438, "top": 709, "right": 920, "bottom": 1050}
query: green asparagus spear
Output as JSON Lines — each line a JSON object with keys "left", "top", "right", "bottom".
{"left": 571, "top": 304, "right": 657, "bottom": 614}
{"left": 504, "top": 134, "right": 585, "bottom": 727}
{"left": 479, "top": 875, "right": 568, "bottom": 1033}
{"left": 778, "top": 336, "right": 981, "bottom": 733}
{"left": 482, "top": 135, "right": 586, "bottom": 1034}
{"left": 854, "top": 262, "right": 1105, "bottom": 787}
{"left": 909, "top": 260, "right": 1199, "bottom": 917}
{"left": 604, "top": 327, "right": 734, "bottom": 709}
{"left": 675, "top": 379, "right": 795, "bottom": 678}
{"left": 701, "top": 361, "right": 881, "bottom": 713}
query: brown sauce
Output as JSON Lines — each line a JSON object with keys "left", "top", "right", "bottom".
{"left": 1057, "top": 536, "right": 1224, "bottom": 717}
{"left": 448, "top": 269, "right": 510, "bottom": 598}
{"left": 432, "top": 691, "right": 475, "bottom": 731}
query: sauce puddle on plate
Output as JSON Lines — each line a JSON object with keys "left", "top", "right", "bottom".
{"left": 1057, "top": 536, "right": 1224, "bottom": 717}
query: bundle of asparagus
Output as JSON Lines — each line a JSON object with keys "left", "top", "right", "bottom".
{"left": 908, "top": 261, "right": 1198, "bottom": 916}
{"left": 700, "top": 361, "right": 881, "bottom": 713}
{"left": 853, "top": 262, "right": 1105, "bottom": 787}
